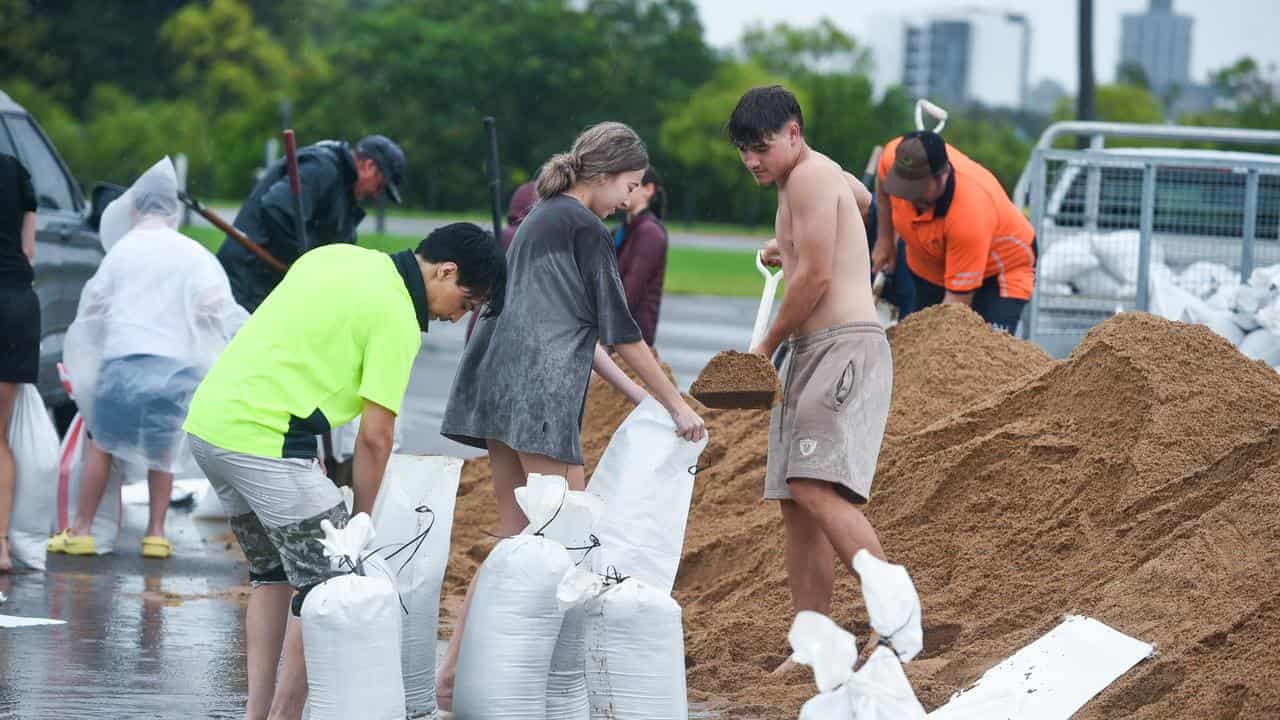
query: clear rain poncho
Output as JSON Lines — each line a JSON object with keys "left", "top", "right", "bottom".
{"left": 63, "top": 157, "right": 247, "bottom": 472}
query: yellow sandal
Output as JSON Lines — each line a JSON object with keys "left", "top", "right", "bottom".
{"left": 48, "top": 529, "right": 97, "bottom": 556}
{"left": 141, "top": 536, "right": 172, "bottom": 559}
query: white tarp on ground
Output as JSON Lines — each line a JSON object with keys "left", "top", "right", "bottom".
{"left": 0, "top": 615, "right": 66, "bottom": 629}
{"left": 928, "top": 616, "right": 1153, "bottom": 720}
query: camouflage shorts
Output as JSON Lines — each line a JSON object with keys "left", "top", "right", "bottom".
{"left": 230, "top": 503, "right": 350, "bottom": 588}
{"left": 189, "top": 434, "right": 351, "bottom": 589}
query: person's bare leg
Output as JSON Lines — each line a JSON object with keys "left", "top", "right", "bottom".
{"left": 244, "top": 583, "right": 291, "bottom": 720}
{"left": 787, "top": 479, "right": 885, "bottom": 567}
{"left": 267, "top": 616, "right": 307, "bottom": 720}
{"left": 518, "top": 451, "right": 581, "bottom": 491}
{"left": 70, "top": 439, "right": 113, "bottom": 536}
{"left": 145, "top": 469, "right": 173, "bottom": 538}
{"left": 772, "top": 498, "right": 837, "bottom": 674}
{"left": 435, "top": 440, "right": 528, "bottom": 711}
{"left": 0, "top": 382, "right": 17, "bottom": 572}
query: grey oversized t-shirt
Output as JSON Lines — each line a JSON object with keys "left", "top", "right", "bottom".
{"left": 442, "top": 194, "right": 641, "bottom": 464}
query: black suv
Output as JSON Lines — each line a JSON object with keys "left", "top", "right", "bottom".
{"left": 1, "top": 90, "right": 115, "bottom": 431}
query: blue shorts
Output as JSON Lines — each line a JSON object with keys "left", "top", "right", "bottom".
{"left": 90, "top": 355, "right": 201, "bottom": 469}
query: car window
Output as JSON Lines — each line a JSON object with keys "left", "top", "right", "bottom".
{"left": 1056, "top": 164, "right": 1280, "bottom": 239}
{"left": 6, "top": 116, "right": 76, "bottom": 212}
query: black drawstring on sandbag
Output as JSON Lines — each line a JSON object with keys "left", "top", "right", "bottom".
{"left": 564, "top": 533, "right": 601, "bottom": 567}
{"left": 601, "top": 565, "right": 629, "bottom": 586}
{"left": 532, "top": 482, "right": 569, "bottom": 537}
{"left": 364, "top": 505, "right": 438, "bottom": 615}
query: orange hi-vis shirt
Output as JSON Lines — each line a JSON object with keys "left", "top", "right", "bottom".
{"left": 879, "top": 137, "right": 1036, "bottom": 300}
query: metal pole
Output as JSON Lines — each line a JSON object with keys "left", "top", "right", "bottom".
{"left": 1025, "top": 151, "right": 1048, "bottom": 341}
{"left": 1241, "top": 169, "right": 1260, "bottom": 282}
{"left": 1135, "top": 162, "right": 1156, "bottom": 313}
{"left": 483, "top": 117, "right": 502, "bottom": 243}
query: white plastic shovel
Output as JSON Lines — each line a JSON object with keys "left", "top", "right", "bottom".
{"left": 750, "top": 250, "right": 784, "bottom": 350}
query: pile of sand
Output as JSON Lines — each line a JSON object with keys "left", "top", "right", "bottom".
{"left": 884, "top": 304, "right": 1054, "bottom": 435}
{"left": 445, "top": 307, "right": 1280, "bottom": 718}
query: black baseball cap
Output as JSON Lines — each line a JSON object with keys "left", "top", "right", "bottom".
{"left": 883, "top": 130, "right": 949, "bottom": 202}
{"left": 356, "top": 135, "right": 406, "bottom": 204}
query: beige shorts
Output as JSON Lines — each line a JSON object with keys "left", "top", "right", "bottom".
{"left": 765, "top": 322, "right": 893, "bottom": 504}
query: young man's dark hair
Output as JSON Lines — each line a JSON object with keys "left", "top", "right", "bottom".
{"left": 727, "top": 85, "right": 805, "bottom": 149}
{"left": 417, "top": 222, "right": 507, "bottom": 318}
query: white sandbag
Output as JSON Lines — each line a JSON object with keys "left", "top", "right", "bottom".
{"left": 587, "top": 397, "right": 708, "bottom": 594}
{"left": 789, "top": 612, "right": 925, "bottom": 720}
{"left": 1182, "top": 303, "right": 1246, "bottom": 346}
{"left": 6, "top": 384, "right": 59, "bottom": 570}
{"left": 1091, "top": 230, "right": 1163, "bottom": 285}
{"left": 454, "top": 475, "right": 587, "bottom": 720}
{"left": 1206, "top": 284, "right": 1238, "bottom": 311}
{"left": 1037, "top": 235, "right": 1098, "bottom": 285}
{"left": 191, "top": 482, "right": 228, "bottom": 519}
{"left": 1039, "top": 282, "right": 1076, "bottom": 296}
{"left": 789, "top": 611, "right": 859, "bottom": 693}
{"left": 1148, "top": 265, "right": 1201, "bottom": 323}
{"left": 798, "top": 650, "right": 926, "bottom": 720}
{"left": 584, "top": 579, "right": 688, "bottom": 720}
{"left": 55, "top": 414, "right": 136, "bottom": 554}
{"left": 853, "top": 550, "right": 923, "bottom": 662}
{"left": 1238, "top": 329, "right": 1280, "bottom": 365}
{"left": 302, "top": 514, "right": 405, "bottom": 720}
{"left": 370, "top": 454, "right": 463, "bottom": 718}
{"left": 547, "top": 606, "right": 590, "bottom": 720}
{"left": 518, "top": 473, "right": 598, "bottom": 552}
{"left": 1247, "top": 263, "right": 1280, "bottom": 291}
{"left": 1176, "top": 261, "right": 1238, "bottom": 299}
{"left": 1233, "top": 285, "right": 1270, "bottom": 315}
{"left": 1256, "top": 299, "right": 1280, "bottom": 333}
{"left": 1070, "top": 267, "right": 1129, "bottom": 299}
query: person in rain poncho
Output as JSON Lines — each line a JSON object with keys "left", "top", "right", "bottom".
{"left": 48, "top": 158, "right": 247, "bottom": 559}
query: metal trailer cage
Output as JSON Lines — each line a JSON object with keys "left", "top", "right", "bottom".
{"left": 1016, "top": 123, "right": 1280, "bottom": 357}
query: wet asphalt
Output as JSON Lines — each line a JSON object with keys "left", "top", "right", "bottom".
{"left": 1, "top": 295, "right": 757, "bottom": 719}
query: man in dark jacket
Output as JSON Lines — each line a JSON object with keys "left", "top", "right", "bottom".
{"left": 219, "top": 135, "right": 406, "bottom": 311}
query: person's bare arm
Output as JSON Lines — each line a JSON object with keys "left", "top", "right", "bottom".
{"left": 614, "top": 341, "right": 706, "bottom": 442}
{"left": 843, "top": 172, "right": 872, "bottom": 217}
{"left": 21, "top": 211, "right": 35, "bottom": 264}
{"left": 351, "top": 399, "right": 397, "bottom": 516}
{"left": 593, "top": 344, "right": 647, "bottom": 405}
{"left": 942, "top": 291, "right": 974, "bottom": 306}
{"left": 752, "top": 171, "right": 836, "bottom": 359}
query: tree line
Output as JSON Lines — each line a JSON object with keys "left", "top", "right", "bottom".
{"left": 3, "top": 0, "right": 1277, "bottom": 227}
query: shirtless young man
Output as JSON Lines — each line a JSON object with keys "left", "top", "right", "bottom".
{"left": 728, "top": 86, "right": 893, "bottom": 665}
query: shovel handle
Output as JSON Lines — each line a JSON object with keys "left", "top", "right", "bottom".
{"left": 750, "top": 251, "right": 784, "bottom": 350}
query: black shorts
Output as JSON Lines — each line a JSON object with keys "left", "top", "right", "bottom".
{"left": 0, "top": 284, "right": 40, "bottom": 384}
{"left": 909, "top": 271, "right": 1027, "bottom": 335}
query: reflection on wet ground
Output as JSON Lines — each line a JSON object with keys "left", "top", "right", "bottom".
{"left": 0, "top": 504, "right": 721, "bottom": 719}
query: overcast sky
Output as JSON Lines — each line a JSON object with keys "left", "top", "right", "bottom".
{"left": 694, "top": 0, "right": 1280, "bottom": 92}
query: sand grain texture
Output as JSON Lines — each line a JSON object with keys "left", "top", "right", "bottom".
{"left": 446, "top": 308, "right": 1280, "bottom": 718}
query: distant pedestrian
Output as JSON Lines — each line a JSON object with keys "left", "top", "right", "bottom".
{"left": 0, "top": 152, "right": 39, "bottom": 573}
{"left": 613, "top": 166, "right": 669, "bottom": 345}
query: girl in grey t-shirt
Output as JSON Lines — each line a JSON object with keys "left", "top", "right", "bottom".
{"left": 437, "top": 122, "right": 705, "bottom": 708}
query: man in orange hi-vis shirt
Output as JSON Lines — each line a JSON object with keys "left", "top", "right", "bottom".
{"left": 870, "top": 130, "right": 1036, "bottom": 333}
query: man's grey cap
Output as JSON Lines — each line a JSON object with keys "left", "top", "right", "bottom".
{"left": 356, "top": 135, "right": 406, "bottom": 204}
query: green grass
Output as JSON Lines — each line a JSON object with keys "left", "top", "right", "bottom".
{"left": 185, "top": 226, "right": 768, "bottom": 297}
{"left": 666, "top": 220, "right": 773, "bottom": 239}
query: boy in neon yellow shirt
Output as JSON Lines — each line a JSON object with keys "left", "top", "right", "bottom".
{"left": 185, "top": 223, "right": 505, "bottom": 720}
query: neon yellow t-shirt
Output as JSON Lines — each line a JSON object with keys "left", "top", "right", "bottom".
{"left": 184, "top": 245, "right": 426, "bottom": 458}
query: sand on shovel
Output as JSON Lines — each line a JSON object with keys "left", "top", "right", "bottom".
{"left": 690, "top": 350, "right": 782, "bottom": 409}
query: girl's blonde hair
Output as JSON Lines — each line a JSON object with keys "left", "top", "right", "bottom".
{"left": 535, "top": 121, "right": 649, "bottom": 199}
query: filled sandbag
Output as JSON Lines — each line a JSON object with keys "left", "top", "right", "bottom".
{"left": 853, "top": 550, "right": 923, "bottom": 662}
{"left": 302, "top": 514, "right": 405, "bottom": 720}
{"left": 1091, "top": 230, "right": 1163, "bottom": 285}
{"left": 1071, "top": 267, "right": 1130, "bottom": 300}
{"left": 1238, "top": 329, "right": 1280, "bottom": 365}
{"left": 1182, "top": 302, "right": 1247, "bottom": 346}
{"left": 584, "top": 579, "right": 688, "bottom": 720}
{"left": 1176, "top": 261, "right": 1238, "bottom": 299}
{"left": 547, "top": 605, "right": 590, "bottom": 720}
{"left": 587, "top": 398, "right": 708, "bottom": 594}
{"left": 1038, "top": 235, "right": 1099, "bottom": 285}
{"left": 453, "top": 475, "right": 590, "bottom": 720}
{"left": 371, "top": 454, "right": 463, "bottom": 718}
{"left": 6, "top": 384, "right": 59, "bottom": 570}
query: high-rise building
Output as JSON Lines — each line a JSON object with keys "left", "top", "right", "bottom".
{"left": 869, "top": 9, "right": 1031, "bottom": 110}
{"left": 1118, "top": 0, "right": 1192, "bottom": 94}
